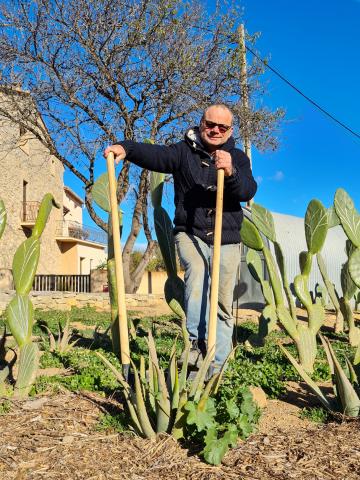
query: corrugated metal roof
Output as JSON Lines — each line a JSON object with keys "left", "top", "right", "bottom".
{"left": 270, "top": 211, "right": 347, "bottom": 299}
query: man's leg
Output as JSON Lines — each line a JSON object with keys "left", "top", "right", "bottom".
{"left": 213, "top": 243, "right": 241, "bottom": 369}
{"left": 175, "top": 232, "right": 210, "bottom": 345}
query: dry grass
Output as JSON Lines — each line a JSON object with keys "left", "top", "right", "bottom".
{"left": 0, "top": 392, "right": 359, "bottom": 480}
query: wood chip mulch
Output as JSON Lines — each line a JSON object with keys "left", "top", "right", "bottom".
{"left": 0, "top": 392, "right": 359, "bottom": 480}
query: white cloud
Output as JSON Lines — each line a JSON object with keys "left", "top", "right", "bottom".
{"left": 255, "top": 175, "right": 263, "bottom": 184}
{"left": 271, "top": 171, "right": 284, "bottom": 181}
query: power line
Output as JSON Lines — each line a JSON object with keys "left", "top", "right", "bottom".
{"left": 245, "top": 44, "right": 360, "bottom": 141}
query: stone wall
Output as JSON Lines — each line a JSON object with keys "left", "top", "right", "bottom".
{"left": 0, "top": 290, "right": 170, "bottom": 315}
{"left": 0, "top": 95, "right": 64, "bottom": 275}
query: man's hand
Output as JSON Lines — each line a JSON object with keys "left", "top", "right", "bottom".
{"left": 104, "top": 145, "right": 126, "bottom": 164}
{"left": 211, "top": 150, "right": 233, "bottom": 177}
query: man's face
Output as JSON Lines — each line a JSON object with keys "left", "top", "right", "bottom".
{"left": 199, "top": 107, "right": 233, "bottom": 152}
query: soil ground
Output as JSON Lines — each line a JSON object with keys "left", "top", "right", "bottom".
{"left": 1, "top": 309, "right": 360, "bottom": 479}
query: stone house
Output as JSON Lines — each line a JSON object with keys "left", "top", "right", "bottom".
{"left": 0, "top": 88, "right": 106, "bottom": 290}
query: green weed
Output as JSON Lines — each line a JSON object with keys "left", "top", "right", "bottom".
{"left": 300, "top": 406, "right": 329, "bottom": 423}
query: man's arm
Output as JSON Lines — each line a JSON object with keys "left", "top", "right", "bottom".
{"left": 104, "top": 141, "right": 182, "bottom": 173}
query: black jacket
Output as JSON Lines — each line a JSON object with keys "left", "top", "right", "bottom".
{"left": 119, "top": 128, "right": 257, "bottom": 245}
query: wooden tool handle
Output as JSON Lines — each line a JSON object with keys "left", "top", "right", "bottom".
{"left": 106, "top": 152, "right": 130, "bottom": 370}
{"left": 207, "top": 168, "right": 225, "bottom": 361}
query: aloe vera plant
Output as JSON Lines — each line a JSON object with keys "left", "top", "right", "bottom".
{"left": 150, "top": 171, "right": 186, "bottom": 329}
{"left": 96, "top": 332, "right": 221, "bottom": 439}
{"left": 4, "top": 193, "right": 59, "bottom": 398}
{"left": 281, "top": 335, "right": 360, "bottom": 417}
{"left": 40, "top": 315, "right": 78, "bottom": 353}
{"left": 241, "top": 200, "right": 328, "bottom": 373}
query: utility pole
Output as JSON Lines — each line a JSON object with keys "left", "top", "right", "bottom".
{"left": 238, "top": 24, "right": 253, "bottom": 207}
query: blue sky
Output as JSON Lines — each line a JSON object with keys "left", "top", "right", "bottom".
{"left": 69, "top": 0, "right": 360, "bottom": 246}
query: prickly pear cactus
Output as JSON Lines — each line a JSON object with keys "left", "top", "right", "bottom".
{"left": 334, "top": 189, "right": 360, "bottom": 344}
{"left": 5, "top": 193, "right": 59, "bottom": 398}
{"left": 241, "top": 200, "right": 328, "bottom": 373}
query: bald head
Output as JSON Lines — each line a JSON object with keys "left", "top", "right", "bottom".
{"left": 201, "top": 104, "right": 234, "bottom": 124}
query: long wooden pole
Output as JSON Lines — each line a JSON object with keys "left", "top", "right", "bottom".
{"left": 207, "top": 168, "right": 225, "bottom": 362}
{"left": 106, "top": 152, "right": 130, "bottom": 378}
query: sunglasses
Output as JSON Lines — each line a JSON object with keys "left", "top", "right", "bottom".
{"left": 203, "top": 119, "right": 232, "bottom": 134}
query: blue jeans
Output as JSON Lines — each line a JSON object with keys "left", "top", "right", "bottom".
{"left": 174, "top": 232, "right": 240, "bottom": 369}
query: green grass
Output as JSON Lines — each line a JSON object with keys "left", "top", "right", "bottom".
{"left": 2, "top": 306, "right": 358, "bottom": 408}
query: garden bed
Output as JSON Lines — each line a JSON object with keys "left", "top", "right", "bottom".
{"left": 0, "top": 306, "right": 360, "bottom": 479}
{"left": 0, "top": 391, "right": 359, "bottom": 479}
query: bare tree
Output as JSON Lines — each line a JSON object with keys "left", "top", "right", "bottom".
{"left": 0, "top": 0, "right": 284, "bottom": 292}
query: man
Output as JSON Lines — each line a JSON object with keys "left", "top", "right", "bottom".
{"left": 104, "top": 104, "right": 257, "bottom": 370}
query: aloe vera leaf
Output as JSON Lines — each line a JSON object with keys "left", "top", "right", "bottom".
{"left": 95, "top": 352, "right": 143, "bottom": 434}
{"left": 304, "top": 199, "right": 328, "bottom": 254}
{"left": 171, "top": 390, "right": 188, "bottom": 440}
{"left": 321, "top": 336, "right": 360, "bottom": 417}
{"left": 147, "top": 333, "right": 171, "bottom": 432}
{"left": 334, "top": 188, "right": 360, "bottom": 248}
{"left": 349, "top": 247, "right": 360, "bottom": 289}
{"left": 31, "top": 193, "right": 60, "bottom": 239}
{"left": 59, "top": 317, "right": 71, "bottom": 352}
{"left": 147, "top": 359, "right": 156, "bottom": 416}
{"left": 354, "top": 342, "right": 360, "bottom": 366}
{"left": 12, "top": 237, "right": 40, "bottom": 295}
{"left": 6, "top": 294, "right": 34, "bottom": 347}
{"left": 0, "top": 199, "right": 6, "bottom": 239}
{"left": 251, "top": 203, "right": 276, "bottom": 243}
{"left": 150, "top": 171, "right": 165, "bottom": 208}
{"left": 166, "top": 344, "right": 179, "bottom": 408}
{"left": 178, "top": 342, "right": 190, "bottom": 393}
{"left": 14, "top": 343, "right": 39, "bottom": 399}
{"left": 130, "top": 360, "right": 156, "bottom": 438}
{"left": 189, "top": 347, "right": 215, "bottom": 401}
{"left": 140, "top": 356, "right": 147, "bottom": 400}
{"left": 279, "top": 345, "right": 332, "bottom": 410}
{"left": 240, "top": 217, "right": 264, "bottom": 251}
{"left": 198, "top": 373, "right": 220, "bottom": 410}
{"left": 345, "top": 356, "right": 358, "bottom": 385}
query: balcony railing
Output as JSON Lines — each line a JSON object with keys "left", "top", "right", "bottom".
{"left": 56, "top": 220, "right": 107, "bottom": 245}
{"left": 33, "top": 274, "right": 90, "bottom": 292}
{"left": 21, "top": 201, "right": 40, "bottom": 222}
